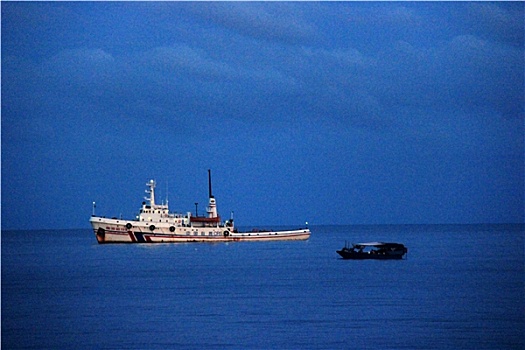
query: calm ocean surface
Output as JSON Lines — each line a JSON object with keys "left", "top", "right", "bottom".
{"left": 2, "top": 224, "right": 524, "bottom": 349}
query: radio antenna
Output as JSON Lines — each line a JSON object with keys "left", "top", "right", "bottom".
{"left": 164, "top": 180, "right": 168, "bottom": 206}
{"left": 208, "top": 169, "right": 214, "bottom": 198}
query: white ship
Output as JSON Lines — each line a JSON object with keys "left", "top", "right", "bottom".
{"left": 90, "top": 170, "right": 310, "bottom": 243}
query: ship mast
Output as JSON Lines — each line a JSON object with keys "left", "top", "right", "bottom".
{"left": 145, "top": 180, "right": 156, "bottom": 206}
{"left": 206, "top": 169, "right": 218, "bottom": 218}
{"left": 208, "top": 169, "right": 213, "bottom": 198}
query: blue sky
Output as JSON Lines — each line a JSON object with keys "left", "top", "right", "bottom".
{"left": 2, "top": 2, "right": 524, "bottom": 230}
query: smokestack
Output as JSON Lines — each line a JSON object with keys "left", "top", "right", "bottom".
{"left": 208, "top": 169, "right": 214, "bottom": 198}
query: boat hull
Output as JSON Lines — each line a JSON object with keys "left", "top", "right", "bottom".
{"left": 336, "top": 249, "right": 406, "bottom": 260}
{"left": 90, "top": 217, "right": 310, "bottom": 243}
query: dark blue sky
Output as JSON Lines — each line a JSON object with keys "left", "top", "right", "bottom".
{"left": 2, "top": 2, "right": 524, "bottom": 230}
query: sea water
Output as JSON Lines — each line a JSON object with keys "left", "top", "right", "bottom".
{"left": 2, "top": 225, "right": 524, "bottom": 349}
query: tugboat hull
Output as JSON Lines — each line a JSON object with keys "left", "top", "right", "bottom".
{"left": 91, "top": 219, "right": 310, "bottom": 243}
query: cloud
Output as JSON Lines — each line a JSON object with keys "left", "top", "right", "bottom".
{"left": 370, "top": 5, "right": 423, "bottom": 27}
{"left": 143, "top": 45, "right": 235, "bottom": 81}
{"left": 23, "top": 31, "right": 521, "bottom": 138}
{"left": 11, "top": 2, "right": 520, "bottom": 134}
{"left": 48, "top": 47, "right": 115, "bottom": 66}
{"left": 182, "top": 2, "right": 320, "bottom": 46}
{"left": 37, "top": 48, "right": 116, "bottom": 97}
{"left": 366, "top": 34, "right": 524, "bottom": 118}
{"left": 466, "top": 2, "right": 524, "bottom": 44}
{"left": 6, "top": 2, "right": 524, "bottom": 131}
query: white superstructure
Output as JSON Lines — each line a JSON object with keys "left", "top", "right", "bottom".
{"left": 89, "top": 170, "right": 310, "bottom": 243}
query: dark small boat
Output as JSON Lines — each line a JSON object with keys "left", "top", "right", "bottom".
{"left": 337, "top": 242, "right": 408, "bottom": 260}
